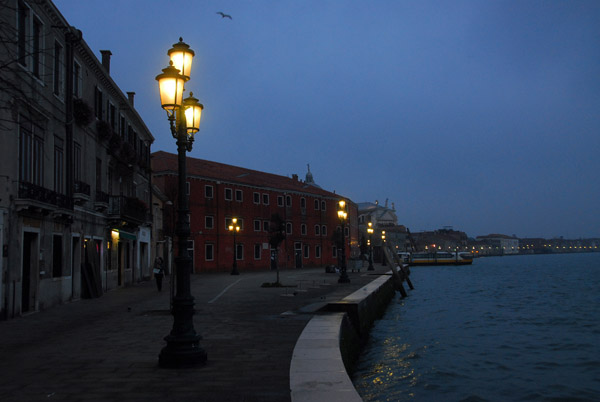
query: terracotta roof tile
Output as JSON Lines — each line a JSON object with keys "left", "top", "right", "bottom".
{"left": 152, "top": 151, "right": 342, "bottom": 198}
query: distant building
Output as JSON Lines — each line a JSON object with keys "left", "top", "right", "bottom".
{"left": 476, "top": 234, "right": 519, "bottom": 255}
{"left": 151, "top": 152, "right": 358, "bottom": 272}
{"left": 0, "top": 0, "right": 153, "bottom": 318}
{"left": 357, "top": 200, "right": 407, "bottom": 261}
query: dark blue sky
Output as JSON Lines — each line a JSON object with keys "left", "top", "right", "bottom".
{"left": 55, "top": 0, "right": 600, "bottom": 238}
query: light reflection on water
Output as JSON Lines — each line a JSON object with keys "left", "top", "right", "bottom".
{"left": 352, "top": 253, "right": 600, "bottom": 402}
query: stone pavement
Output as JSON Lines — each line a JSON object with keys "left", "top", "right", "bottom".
{"left": 0, "top": 264, "right": 390, "bottom": 402}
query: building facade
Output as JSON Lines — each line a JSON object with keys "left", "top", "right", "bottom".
{"left": 152, "top": 152, "right": 358, "bottom": 273}
{"left": 0, "top": 0, "right": 153, "bottom": 319}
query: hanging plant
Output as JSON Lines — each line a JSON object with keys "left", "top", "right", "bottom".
{"left": 119, "top": 142, "right": 136, "bottom": 164}
{"left": 108, "top": 133, "right": 122, "bottom": 155}
{"left": 96, "top": 120, "right": 112, "bottom": 141}
{"left": 72, "top": 98, "right": 94, "bottom": 126}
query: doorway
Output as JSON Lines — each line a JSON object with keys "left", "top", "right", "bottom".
{"left": 21, "top": 232, "right": 37, "bottom": 313}
{"left": 294, "top": 242, "right": 302, "bottom": 268}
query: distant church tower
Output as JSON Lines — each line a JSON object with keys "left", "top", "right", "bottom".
{"left": 305, "top": 164, "right": 321, "bottom": 188}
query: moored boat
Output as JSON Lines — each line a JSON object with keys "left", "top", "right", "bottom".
{"left": 407, "top": 251, "right": 473, "bottom": 266}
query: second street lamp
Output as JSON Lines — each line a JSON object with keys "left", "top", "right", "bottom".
{"left": 155, "top": 38, "right": 206, "bottom": 368}
{"left": 367, "top": 222, "right": 374, "bottom": 271}
{"left": 337, "top": 200, "right": 350, "bottom": 283}
{"left": 229, "top": 218, "right": 240, "bottom": 275}
{"left": 381, "top": 230, "right": 387, "bottom": 266}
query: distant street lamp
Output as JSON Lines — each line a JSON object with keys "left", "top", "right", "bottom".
{"left": 381, "top": 230, "right": 387, "bottom": 266}
{"left": 367, "top": 222, "right": 374, "bottom": 271}
{"left": 338, "top": 200, "right": 350, "bottom": 283}
{"left": 155, "top": 38, "right": 206, "bottom": 368}
{"left": 228, "top": 218, "right": 240, "bottom": 275}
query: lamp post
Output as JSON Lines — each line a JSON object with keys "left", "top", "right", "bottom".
{"left": 229, "top": 218, "right": 240, "bottom": 275}
{"left": 337, "top": 200, "right": 350, "bottom": 283}
{"left": 381, "top": 230, "right": 387, "bottom": 266}
{"left": 367, "top": 222, "right": 374, "bottom": 271}
{"left": 155, "top": 38, "right": 206, "bottom": 367}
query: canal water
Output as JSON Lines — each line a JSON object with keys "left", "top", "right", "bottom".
{"left": 352, "top": 253, "right": 600, "bottom": 401}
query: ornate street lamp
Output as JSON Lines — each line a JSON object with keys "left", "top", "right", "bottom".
{"left": 337, "top": 200, "right": 350, "bottom": 283}
{"left": 228, "top": 218, "right": 240, "bottom": 275}
{"left": 155, "top": 38, "right": 206, "bottom": 368}
{"left": 381, "top": 230, "right": 387, "bottom": 266}
{"left": 367, "top": 222, "right": 374, "bottom": 271}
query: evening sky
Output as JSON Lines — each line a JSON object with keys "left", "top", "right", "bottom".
{"left": 54, "top": 0, "right": 600, "bottom": 238}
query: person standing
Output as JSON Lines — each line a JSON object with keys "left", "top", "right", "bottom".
{"left": 153, "top": 257, "right": 164, "bottom": 291}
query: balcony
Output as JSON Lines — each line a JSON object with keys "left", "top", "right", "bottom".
{"left": 108, "top": 196, "right": 148, "bottom": 225}
{"left": 17, "top": 181, "right": 73, "bottom": 216}
{"left": 94, "top": 190, "right": 109, "bottom": 212}
{"left": 73, "top": 180, "right": 91, "bottom": 205}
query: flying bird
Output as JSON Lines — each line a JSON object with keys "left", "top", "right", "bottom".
{"left": 216, "top": 11, "right": 232, "bottom": 19}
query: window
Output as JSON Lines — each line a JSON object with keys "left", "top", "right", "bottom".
{"left": 315, "top": 245, "right": 321, "bottom": 259}
{"left": 254, "top": 220, "right": 261, "bottom": 232}
{"left": 235, "top": 189, "right": 243, "bottom": 202}
{"left": 277, "top": 196, "right": 284, "bottom": 207}
{"left": 304, "top": 244, "right": 309, "bottom": 258}
{"left": 314, "top": 199, "right": 320, "bottom": 210}
{"left": 262, "top": 194, "right": 269, "bottom": 205}
{"left": 263, "top": 221, "right": 270, "bottom": 232}
{"left": 95, "top": 158, "right": 101, "bottom": 192}
{"left": 205, "top": 244, "right": 214, "bottom": 261}
{"left": 315, "top": 225, "right": 320, "bottom": 236}
{"left": 19, "top": 118, "right": 44, "bottom": 186}
{"left": 301, "top": 224, "right": 306, "bottom": 236}
{"left": 322, "top": 225, "right": 327, "bottom": 236}
{"left": 108, "top": 102, "right": 116, "bottom": 131}
{"left": 54, "top": 137, "right": 64, "bottom": 193}
{"left": 253, "top": 192, "right": 260, "bottom": 204}
{"left": 186, "top": 181, "right": 190, "bottom": 195}
{"left": 254, "top": 244, "right": 261, "bottom": 260}
{"left": 345, "top": 227, "right": 349, "bottom": 237}
{"left": 286, "top": 222, "right": 292, "bottom": 235}
{"left": 119, "top": 115, "right": 126, "bottom": 138}
{"left": 94, "top": 86, "right": 103, "bottom": 119}
{"left": 205, "top": 216, "right": 214, "bottom": 229}
{"left": 73, "top": 60, "right": 82, "bottom": 97}
{"left": 300, "top": 197, "right": 306, "bottom": 209}
{"left": 52, "top": 235, "right": 63, "bottom": 277}
{"left": 333, "top": 247, "right": 338, "bottom": 258}
{"left": 73, "top": 142, "right": 81, "bottom": 182}
{"left": 205, "top": 185, "right": 213, "bottom": 198}
{"left": 286, "top": 195, "right": 292, "bottom": 207}
{"left": 321, "top": 200, "right": 326, "bottom": 211}
{"left": 17, "top": 1, "right": 29, "bottom": 66}
{"left": 225, "top": 188, "right": 232, "bottom": 201}
{"left": 235, "top": 243, "right": 244, "bottom": 261}
{"left": 53, "top": 41, "right": 64, "bottom": 97}
{"left": 32, "top": 17, "right": 43, "bottom": 78}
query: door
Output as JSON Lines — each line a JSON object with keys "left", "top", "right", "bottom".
{"left": 294, "top": 242, "right": 302, "bottom": 268}
{"left": 22, "top": 232, "right": 37, "bottom": 313}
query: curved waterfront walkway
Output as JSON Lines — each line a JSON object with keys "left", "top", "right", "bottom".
{"left": 0, "top": 265, "right": 390, "bottom": 402}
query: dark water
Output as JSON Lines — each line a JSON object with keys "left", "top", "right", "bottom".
{"left": 353, "top": 253, "right": 600, "bottom": 402}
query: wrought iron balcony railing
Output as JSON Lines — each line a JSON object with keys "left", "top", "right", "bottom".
{"left": 18, "top": 181, "right": 73, "bottom": 210}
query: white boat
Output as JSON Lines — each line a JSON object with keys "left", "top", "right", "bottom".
{"left": 405, "top": 251, "right": 474, "bottom": 266}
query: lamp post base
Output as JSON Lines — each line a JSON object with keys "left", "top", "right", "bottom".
{"left": 230, "top": 267, "right": 239, "bottom": 275}
{"left": 159, "top": 334, "right": 207, "bottom": 368}
{"left": 338, "top": 272, "right": 351, "bottom": 283}
{"left": 159, "top": 297, "right": 207, "bottom": 368}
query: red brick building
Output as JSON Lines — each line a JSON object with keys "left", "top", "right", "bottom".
{"left": 152, "top": 151, "right": 358, "bottom": 273}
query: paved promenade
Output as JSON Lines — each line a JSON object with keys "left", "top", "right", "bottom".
{"left": 0, "top": 264, "right": 390, "bottom": 402}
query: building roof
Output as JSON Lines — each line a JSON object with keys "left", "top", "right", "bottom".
{"left": 151, "top": 151, "right": 342, "bottom": 199}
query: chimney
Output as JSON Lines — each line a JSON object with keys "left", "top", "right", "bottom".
{"left": 291, "top": 174, "right": 298, "bottom": 181}
{"left": 100, "top": 50, "right": 112, "bottom": 74}
{"left": 127, "top": 92, "right": 135, "bottom": 107}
